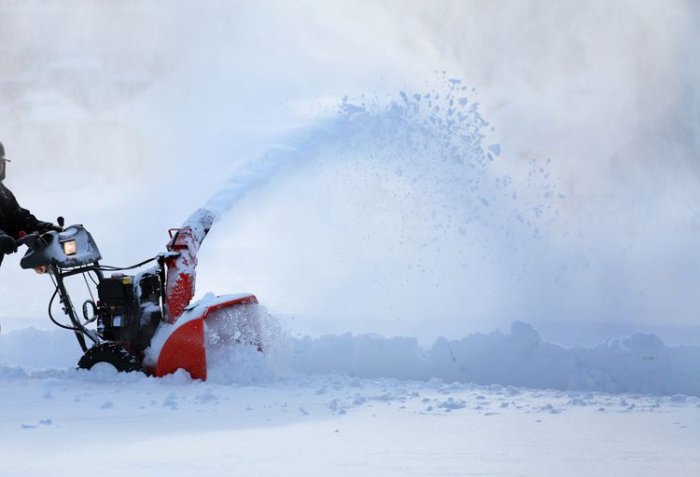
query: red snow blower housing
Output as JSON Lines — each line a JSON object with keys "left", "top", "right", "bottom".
{"left": 18, "top": 209, "right": 262, "bottom": 380}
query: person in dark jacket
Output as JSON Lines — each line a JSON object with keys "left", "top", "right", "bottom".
{"left": 0, "top": 141, "right": 61, "bottom": 268}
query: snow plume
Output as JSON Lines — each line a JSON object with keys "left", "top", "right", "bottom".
{"left": 196, "top": 81, "right": 556, "bottom": 340}
{"left": 201, "top": 78, "right": 550, "bottom": 227}
{"left": 203, "top": 146, "right": 301, "bottom": 221}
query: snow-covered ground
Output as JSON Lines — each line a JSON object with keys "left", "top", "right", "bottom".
{"left": 2, "top": 364, "right": 699, "bottom": 476}
{"left": 1, "top": 324, "right": 699, "bottom": 476}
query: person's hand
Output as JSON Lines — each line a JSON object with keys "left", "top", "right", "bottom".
{"left": 0, "top": 234, "right": 17, "bottom": 255}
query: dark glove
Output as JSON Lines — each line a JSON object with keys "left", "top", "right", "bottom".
{"left": 36, "top": 221, "right": 63, "bottom": 233}
{"left": 0, "top": 234, "right": 17, "bottom": 255}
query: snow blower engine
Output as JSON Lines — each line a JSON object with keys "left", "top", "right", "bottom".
{"left": 17, "top": 209, "right": 262, "bottom": 380}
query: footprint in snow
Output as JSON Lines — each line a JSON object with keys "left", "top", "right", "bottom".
{"left": 194, "top": 390, "right": 218, "bottom": 404}
{"left": 539, "top": 404, "right": 561, "bottom": 414}
{"left": 438, "top": 398, "right": 467, "bottom": 410}
{"left": 162, "top": 393, "right": 179, "bottom": 410}
{"left": 20, "top": 419, "right": 52, "bottom": 430}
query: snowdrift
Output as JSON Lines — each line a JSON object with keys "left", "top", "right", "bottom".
{"left": 2, "top": 322, "right": 698, "bottom": 397}
{"left": 277, "top": 322, "right": 700, "bottom": 396}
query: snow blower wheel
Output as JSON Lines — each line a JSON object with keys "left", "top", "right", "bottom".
{"left": 78, "top": 343, "right": 143, "bottom": 373}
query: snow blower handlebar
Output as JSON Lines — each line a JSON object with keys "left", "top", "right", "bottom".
{"left": 17, "top": 225, "right": 104, "bottom": 353}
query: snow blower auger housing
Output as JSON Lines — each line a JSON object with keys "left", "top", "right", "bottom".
{"left": 18, "top": 210, "right": 262, "bottom": 380}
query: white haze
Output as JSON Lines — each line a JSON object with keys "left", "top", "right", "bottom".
{"left": 0, "top": 1, "right": 698, "bottom": 345}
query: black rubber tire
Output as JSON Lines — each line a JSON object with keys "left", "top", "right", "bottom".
{"left": 78, "top": 343, "right": 143, "bottom": 373}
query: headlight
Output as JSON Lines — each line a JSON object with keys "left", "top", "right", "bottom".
{"left": 62, "top": 240, "right": 77, "bottom": 256}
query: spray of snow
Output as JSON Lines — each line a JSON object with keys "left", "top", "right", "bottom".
{"left": 194, "top": 81, "right": 557, "bottom": 341}
{"left": 190, "top": 82, "right": 559, "bottom": 340}
{"left": 204, "top": 303, "right": 282, "bottom": 384}
{"left": 201, "top": 80, "right": 552, "bottom": 233}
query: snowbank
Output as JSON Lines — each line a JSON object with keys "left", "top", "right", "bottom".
{"left": 0, "top": 327, "right": 81, "bottom": 371}
{"left": 272, "top": 322, "right": 700, "bottom": 396}
{"left": 2, "top": 322, "right": 699, "bottom": 396}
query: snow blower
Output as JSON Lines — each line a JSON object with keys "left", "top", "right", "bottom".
{"left": 17, "top": 209, "right": 262, "bottom": 380}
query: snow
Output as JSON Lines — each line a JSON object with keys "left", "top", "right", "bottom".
{"left": 2, "top": 322, "right": 699, "bottom": 475}
{"left": 275, "top": 322, "right": 700, "bottom": 397}
{"left": 0, "top": 361, "right": 698, "bottom": 476}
